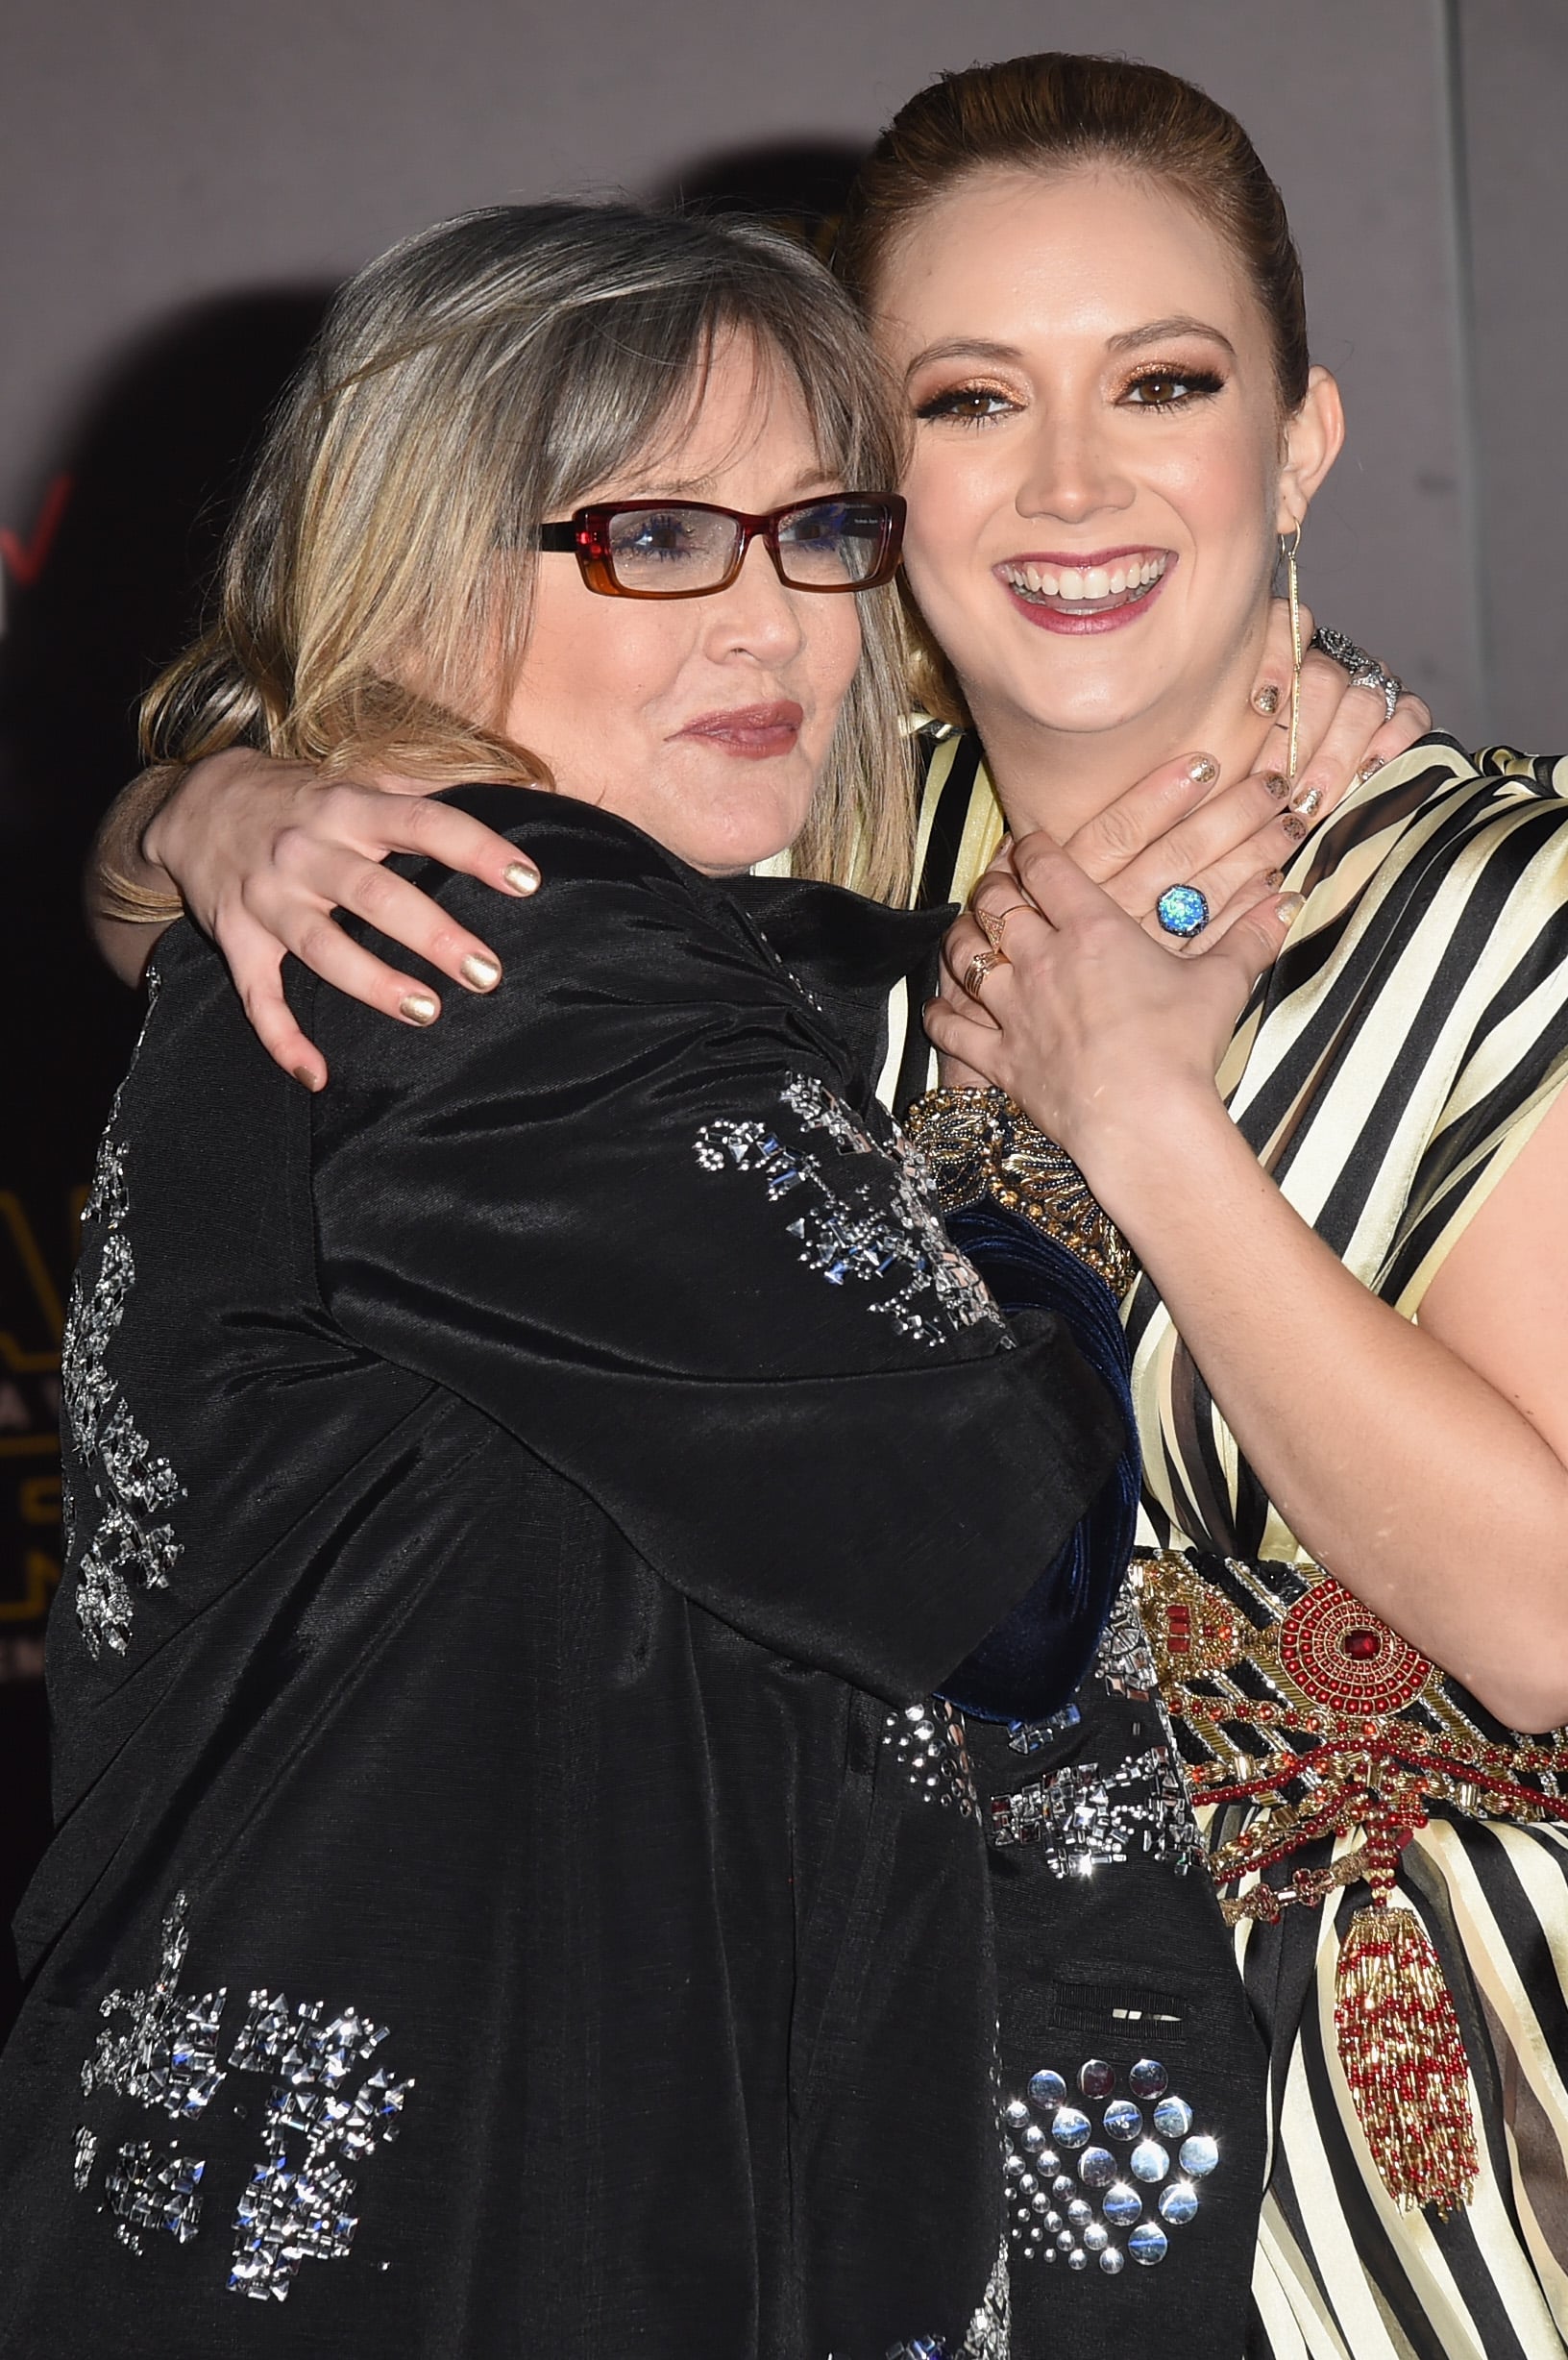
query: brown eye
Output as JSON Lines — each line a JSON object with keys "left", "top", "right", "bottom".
{"left": 913, "top": 384, "right": 1017, "bottom": 425}
{"left": 1122, "top": 367, "right": 1225, "bottom": 409}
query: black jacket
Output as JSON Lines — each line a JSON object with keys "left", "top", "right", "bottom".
{"left": 0, "top": 792, "right": 1124, "bottom": 2358}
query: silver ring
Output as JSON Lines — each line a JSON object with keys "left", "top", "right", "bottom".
{"left": 1310, "top": 626, "right": 1403, "bottom": 723}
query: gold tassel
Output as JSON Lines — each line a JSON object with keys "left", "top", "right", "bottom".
{"left": 1334, "top": 1904, "right": 1479, "bottom": 2214}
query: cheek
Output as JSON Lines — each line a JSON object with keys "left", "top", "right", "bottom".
{"left": 803, "top": 603, "right": 864, "bottom": 725}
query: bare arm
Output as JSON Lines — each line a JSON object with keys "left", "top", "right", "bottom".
{"left": 926, "top": 838, "right": 1568, "bottom": 1733}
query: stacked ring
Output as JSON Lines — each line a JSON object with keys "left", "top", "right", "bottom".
{"left": 1156, "top": 884, "right": 1210, "bottom": 940}
{"left": 962, "top": 947, "right": 1007, "bottom": 1001}
{"left": 976, "top": 902, "right": 1030, "bottom": 952}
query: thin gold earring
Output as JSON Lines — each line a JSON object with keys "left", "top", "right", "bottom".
{"left": 1282, "top": 521, "right": 1305, "bottom": 781}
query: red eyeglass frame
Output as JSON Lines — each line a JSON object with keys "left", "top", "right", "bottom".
{"left": 536, "top": 494, "right": 906, "bottom": 599}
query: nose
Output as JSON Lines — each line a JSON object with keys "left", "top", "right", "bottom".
{"left": 700, "top": 530, "right": 809, "bottom": 666}
{"left": 1014, "top": 404, "right": 1136, "bottom": 529}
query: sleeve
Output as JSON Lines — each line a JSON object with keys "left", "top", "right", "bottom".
{"left": 304, "top": 801, "right": 1125, "bottom": 1703}
{"left": 1382, "top": 795, "right": 1568, "bottom": 1314}
{"left": 937, "top": 1206, "right": 1139, "bottom": 1723}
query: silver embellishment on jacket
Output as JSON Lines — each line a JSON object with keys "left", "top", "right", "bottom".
{"left": 105, "top": 2140, "right": 206, "bottom": 2250}
{"left": 881, "top": 1699, "right": 979, "bottom": 1819}
{"left": 1094, "top": 1576, "right": 1160, "bottom": 1697}
{"left": 695, "top": 1073, "right": 1005, "bottom": 1348}
{"left": 62, "top": 978, "right": 184, "bottom": 1657}
{"left": 1003, "top": 2062, "right": 1216, "bottom": 2274}
{"left": 82, "top": 1893, "right": 228, "bottom": 2120}
{"left": 960, "top": 2239, "right": 1010, "bottom": 2357}
{"left": 988, "top": 1749, "right": 1200, "bottom": 1874}
{"left": 227, "top": 1999, "right": 412, "bottom": 2300}
{"left": 72, "top": 1891, "right": 414, "bottom": 2299}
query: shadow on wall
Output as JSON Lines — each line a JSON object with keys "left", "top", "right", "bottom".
{"left": 0, "top": 286, "right": 330, "bottom": 2036}
{"left": 649, "top": 135, "right": 870, "bottom": 257}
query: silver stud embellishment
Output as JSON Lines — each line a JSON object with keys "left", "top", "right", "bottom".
{"left": 998, "top": 2059, "right": 1218, "bottom": 2278}
{"left": 880, "top": 1699, "right": 979, "bottom": 1818}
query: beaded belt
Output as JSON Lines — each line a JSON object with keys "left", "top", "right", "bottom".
{"left": 1130, "top": 1548, "right": 1568, "bottom": 2214}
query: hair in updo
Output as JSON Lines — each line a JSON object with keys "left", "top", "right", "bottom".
{"left": 835, "top": 51, "right": 1310, "bottom": 719}
{"left": 837, "top": 51, "right": 1308, "bottom": 406}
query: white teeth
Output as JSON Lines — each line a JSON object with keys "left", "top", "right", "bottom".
{"left": 1002, "top": 553, "right": 1168, "bottom": 602}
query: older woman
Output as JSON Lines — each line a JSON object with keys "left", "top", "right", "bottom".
{"left": 0, "top": 199, "right": 1145, "bottom": 2357}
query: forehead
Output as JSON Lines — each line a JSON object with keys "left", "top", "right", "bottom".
{"left": 876, "top": 166, "right": 1262, "bottom": 355}
{"left": 623, "top": 327, "right": 826, "bottom": 489}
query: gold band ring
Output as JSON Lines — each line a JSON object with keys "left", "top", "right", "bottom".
{"left": 961, "top": 946, "right": 1008, "bottom": 1002}
{"left": 976, "top": 902, "right": 1030, "bottom": 953}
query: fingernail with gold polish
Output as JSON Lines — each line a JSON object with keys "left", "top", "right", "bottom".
{"left": 1355, "top": 754, "right": 1386, "bottom": 785}
{"left": 1260, "top": 770, "right": 1288, "bottom": 799}
{"left": 1289, "top": 785, "right": 1322, "bottom": 819}
{"left": 291, "top": 1065, "right": 323, "bottom": 1094}
{"left": 460, "top": 953, "right": 501, "bottom": 992}
{"left": 1264, "top": 868, "right": 1285, "bottom": 890}
{"left": 1252, "top": 683, "right": 1281, "bottom": 716}
{"left": 1277, "top": 893, "right": 1307, "bottom": 923}
{"left": 1188, "top": 752, "right": 1219, "bottom": 785}
{"left": 400, "top": 993, "right": 439, "bottom": 1026}
{"left": 1281, "top": 814, "right": 1308, "bottom": 843}
{"left": 503, "top": 861, "right": 540, "bottom": 897}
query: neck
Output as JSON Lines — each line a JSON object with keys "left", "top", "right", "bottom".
{"left": 964, "top": 633, "right": 1278, "bottom": 843}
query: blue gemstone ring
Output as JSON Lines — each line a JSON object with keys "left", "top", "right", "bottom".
{"left": 1155, "top": 883, "right": 1210, "bottom": 939}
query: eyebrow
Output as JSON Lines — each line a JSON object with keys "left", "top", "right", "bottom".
{"left": 1106, "top": 315, "right": 1237, "bottom": 358}
{"left": 903, "top": 317, "right": 1237, "bottom": 381}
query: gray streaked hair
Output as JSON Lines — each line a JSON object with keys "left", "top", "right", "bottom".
{"left": 143, "top": 200, "right": 915, "bottom": 901}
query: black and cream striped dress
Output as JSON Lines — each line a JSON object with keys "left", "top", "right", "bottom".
{"left": 893, "top": 726, "right": 1568, "bottom": 2360}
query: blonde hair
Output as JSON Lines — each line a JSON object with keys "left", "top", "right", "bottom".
{"left": 837, "top": 52, "right": 1310, "bottom": 726}
{"left": 144, "top": 201, "right": 914, "bottom": 900}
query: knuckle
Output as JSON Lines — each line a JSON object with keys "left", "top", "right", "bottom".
{"left": 295, "top": 918, "right": 348, "bottom": 969}
{"left": 1083, "top": 801, "right": 1145, "bottom": 864}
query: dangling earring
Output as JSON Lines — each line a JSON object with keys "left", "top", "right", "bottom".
{"left": 1281, "top": 520, "right": 1305, "bottom": 782}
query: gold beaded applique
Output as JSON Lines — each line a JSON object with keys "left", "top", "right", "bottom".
{"left": 902, "top": 1088, "right": 1136, "bottom": 1296}
{"left": 1132, "top": 1550, "right": 1568, "bottom": 2211}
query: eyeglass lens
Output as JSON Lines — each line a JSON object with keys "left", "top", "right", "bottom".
{"left": 603, "top": 499, "right": 887, "bottom": 593}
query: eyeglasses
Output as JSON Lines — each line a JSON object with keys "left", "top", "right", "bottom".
{"left": 536, "top": 494, "right": 905, "bottom": 599}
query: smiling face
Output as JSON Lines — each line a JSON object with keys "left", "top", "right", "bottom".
{"left": 872, "top": 166, "right": 1339, "bottom": 788}
{"left": 501, "top": 330, "right": 864, "bottom": 875}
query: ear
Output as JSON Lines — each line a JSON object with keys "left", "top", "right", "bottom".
{"left": 1275, "top": 364, "right": 1344, "bottom": 535}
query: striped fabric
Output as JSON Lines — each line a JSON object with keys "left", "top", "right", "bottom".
{"left": 894, "top": 725, "right": 1568, "bottom": 2360}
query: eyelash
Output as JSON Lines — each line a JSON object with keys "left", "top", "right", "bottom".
{"left": 912, "top": 364, "right": 1227, "bottom": 427}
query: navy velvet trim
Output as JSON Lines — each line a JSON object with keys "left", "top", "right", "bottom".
{"left": 937, "top": 1204, "right": 1139, "bottom": 1722}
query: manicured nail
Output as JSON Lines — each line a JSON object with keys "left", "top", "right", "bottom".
{"left": 1277, "top": 893, "right": 1306, "bottom": 923}
{"left": 400, "top": 993, "right": 439, "bottom": 1025}
{"left": 1259, "top": 770, "right": 1287, "bottom": 799}
{"left": 502, "top": 861, "right": 540, "bottom": 896}
{"left": 1355, "top": 753, "right": 1386, "bottom": 786}
{"left": 1264, "top": 868, "right": 1285, "bottom": 890}
{"left": 1281, "top": 814, "right": 1308, "bottom": 843}
{"left": 1252, "top": 683, "right": 1281, "bottom": 716}
{"left": 1289, "top": 785, "right": 1322, "bottom": 818}
{"left": 1188, "top": 753, "right": 1219, "bottom": 785}
{"left": 291, "top": 1065, "right": 323, "bottom": 1094}
{"left": 460, "top": 953, "right": 501, "bottom": 992}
